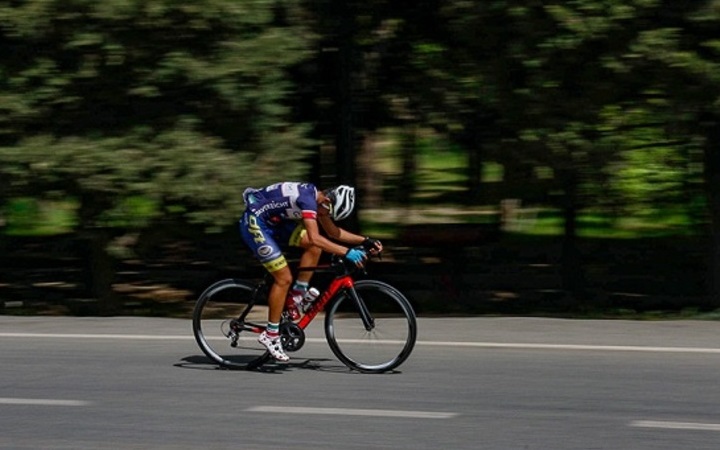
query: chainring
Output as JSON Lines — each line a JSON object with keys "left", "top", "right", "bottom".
{"left": 279, "top": 322, "right": 305, "bottom": 352}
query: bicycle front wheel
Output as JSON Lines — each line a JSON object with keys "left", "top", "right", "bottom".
{"left": 192, "top": 279, "right": 271, "bottom": 370}
{"left": 325, "top": 280, "right": 417, "bottom": 373}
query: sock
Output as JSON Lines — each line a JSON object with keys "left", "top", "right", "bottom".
{"left": 267, "top": 322, "right": 280, "bottom": 338}
{"left": 292, "top": 280, "right": 309, "bottom": 293}
{"left": 290, "top": 281, "right": 309, "bottom": 304}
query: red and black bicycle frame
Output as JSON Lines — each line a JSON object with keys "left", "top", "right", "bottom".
{"left": 296, "top": 271, "right": 374, "bottom": 332}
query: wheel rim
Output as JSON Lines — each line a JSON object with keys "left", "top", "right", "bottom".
{"left": 193, "top": 280, "right": 271, "bottom": 369}
{"left": 325, "top": 281, "right": 416, "bottom": 373}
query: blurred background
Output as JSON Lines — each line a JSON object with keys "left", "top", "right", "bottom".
{"left": 1, "top": 0, "right": 719, "bottom": 318}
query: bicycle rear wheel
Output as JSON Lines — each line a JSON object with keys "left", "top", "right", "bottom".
{"left": 192, "top": 279, "right": 271, "bottom": 370}
{"left": 324, "top": 280, "right": 417, "bottom": 373}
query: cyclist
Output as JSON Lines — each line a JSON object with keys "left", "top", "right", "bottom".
{"left": 239, "top": 182, "right": 383, "bottom": 362}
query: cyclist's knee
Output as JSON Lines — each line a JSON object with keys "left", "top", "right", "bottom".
{"left": 270, "top": 267, "right": 293, "bottom": 287}
{"left": 305, "top": 244, "right": 322, "bottom": 257}
{"left": 298, "top": 232, "right": 321, "bottom": 252}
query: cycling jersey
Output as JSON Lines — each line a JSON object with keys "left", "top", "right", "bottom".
{"left": 243, "top": 182, "right": 318, "bottom": 222}
{"left": 239, "top": 182, "right": 319, "bottom": 272}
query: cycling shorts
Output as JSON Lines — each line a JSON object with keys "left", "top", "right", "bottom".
{"left": 239, "top": 211, "right": 306, "bottom": 272}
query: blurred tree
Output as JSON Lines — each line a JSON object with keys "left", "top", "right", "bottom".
{"left": 300, "top": 0, "right": 505, "bottom": 207}
{"left": 299, "top": 0, "right": 714, "bottom": 304}
{"left": 598, "top": 103, "right": 696, "bottom": 221}
{"left": 621, "top": 0, "right": 720, "bottom": 305}
{"left": 0, "top": 0, "right": 315, "bottom": 310}
{"left": 430, "top": 2, "right": 508, "bottom": 201}
{"left": 294, "top": 0, "right": 720, "bottom": 307}
{"left": 296, "top": 0, "right": 424, "bottom": 208}
{"left": 434, "top": 1, "right": 647, "bottom": 299}
{"left": 429, "top": 0, "right": 713, "bottom": 303}
{"left": 377, "top": 0, "right": 496, "bottom": 204}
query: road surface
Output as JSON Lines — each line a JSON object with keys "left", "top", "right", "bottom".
{"left": 1, "top": 316, "right": 720, "bottom": 449}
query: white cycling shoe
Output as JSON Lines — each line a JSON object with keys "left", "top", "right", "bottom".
{"left": 258, "top": 331, "right": 290, "bottom": 362}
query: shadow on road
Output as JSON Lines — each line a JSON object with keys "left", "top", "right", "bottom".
{"left": 174, "top": 355, "right": 403, "bottom": 375}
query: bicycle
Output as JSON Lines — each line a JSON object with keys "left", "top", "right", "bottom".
{"left": 192, "top": 253, "right": 417, "bottom": 373}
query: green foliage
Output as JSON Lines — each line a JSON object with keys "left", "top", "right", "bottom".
{"left": 1, "top": 121, "right": 267, "bottom": 230}
{"left": 0, "top": 0, "right": 315, "bottom": 234}
{"left": 2, "top": 198, "right": 76, "bottom": 236}
{"left": 2, "top": 0, "right": 720, "bottom": 311}
{"left": 598, "top": 104, "right": 691, "bottom": 216}
{"left": 1, "top": 0, "right": 719, "bottom": 239}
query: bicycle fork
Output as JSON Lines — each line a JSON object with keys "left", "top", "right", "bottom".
{"left": 345, "top": 285, "right": 375, "bottom": 331}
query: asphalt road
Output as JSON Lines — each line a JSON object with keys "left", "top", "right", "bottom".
{"left": 2, "top": 316, "right": 720, "bottom": 450}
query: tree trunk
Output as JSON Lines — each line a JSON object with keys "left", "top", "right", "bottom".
{"left": 336, "top": 30, "right": 356, "bottom": 187}
{"left": 467, "top": 144, "right": 482, "bottom": 202}
{"left": 81, "top": 229, "right": 119, "bottom": 315}
{"left": 560, "top": 169, "right": 587, "bottom": 304}
{"left": 334, "top": 0, "right": 360, "bottom": 230}
{"left": 398, "top": 125, "right": 417, "bottom": 206}
{"left": 702, "top": 115, "right": 720, "bottom": 307}
{"left": 359, "top": 132, "right": 381, "bottom": 208}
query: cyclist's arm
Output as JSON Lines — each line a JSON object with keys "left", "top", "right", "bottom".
{"left": 303, "top": 217, "right": 354, "bottom": 256}
{"left": 317, "top": 214, "right": 384, "bottom": 254}
{"left": 317, "top": 214, "right": 364, "bottom": 245}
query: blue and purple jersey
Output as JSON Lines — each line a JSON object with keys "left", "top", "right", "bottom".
{"left": 240, "top": 182, "right": 319, "bottom": 272}
{"left": 243, "top": 182, "right": 318, "bottom": 223}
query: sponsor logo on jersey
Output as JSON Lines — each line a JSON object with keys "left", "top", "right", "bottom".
{"left": 253, "top": 200, "right": 291, "bottom": 216}
{"left": 258, "top": 245, "right": 273, "bottom": 258}
{"left": 248, "top": 215, "right": 265, "bottom": 243}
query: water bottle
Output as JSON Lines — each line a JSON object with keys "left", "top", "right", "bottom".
{"left": 300, "top": 287, "right": 320, "bottom": 312}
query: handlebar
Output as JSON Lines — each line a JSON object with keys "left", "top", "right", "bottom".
{"left": 298, "top": 247, "right": 381, "bottom": 276}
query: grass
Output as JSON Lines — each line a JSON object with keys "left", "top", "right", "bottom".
{"left": 0, "top": 126, "right": 704, "bottom": 241}
{"left": 1, "top": 201, "right": 699, "bottom": 241}
{"left": 512, "top": 209, "right": 701, "bottom": 239}
{"left": 2, "top": 198, "right": 77, "bottom": 236}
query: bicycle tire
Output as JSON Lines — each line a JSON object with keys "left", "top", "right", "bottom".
{"left": 192, "top": 279, "right": 271, "bottom": 370}
{"left": 324, "top": 279, "right": 417, "bottom": 373}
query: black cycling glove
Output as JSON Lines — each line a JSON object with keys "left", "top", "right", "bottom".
{"left": 362, "top": 237, "right": 382, "bottom": 253}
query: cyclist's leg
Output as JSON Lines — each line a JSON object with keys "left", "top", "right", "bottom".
{"left": 239, "top": 213, "right": 292, "bottom": 360}
{"left": 289, "top": 224, "right": 322, "bottom": 285}
{"left": 267, "top": 266, "right": 292, "bottom": 323}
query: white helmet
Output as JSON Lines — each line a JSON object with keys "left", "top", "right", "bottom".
{"left": 325, "top": 185, "right": 355, "bottom": 221}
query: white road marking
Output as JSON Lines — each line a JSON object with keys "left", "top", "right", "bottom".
{"left": 1, "top": 332, "right": 720, "bottom": 354}
{"left": 0, "top": 398, "right": 90, "bottom": 407}
{"left": 0, "top": 333, "right": 189, "bottom": 340}
{"left": 419, "top": 342, "right": 720, "bottom": 354}
{"left": 630, "top": 420, "right": 720, "bottom": 432}
{"left": 247, "top": 406, "right": 458, "bottom": 419}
